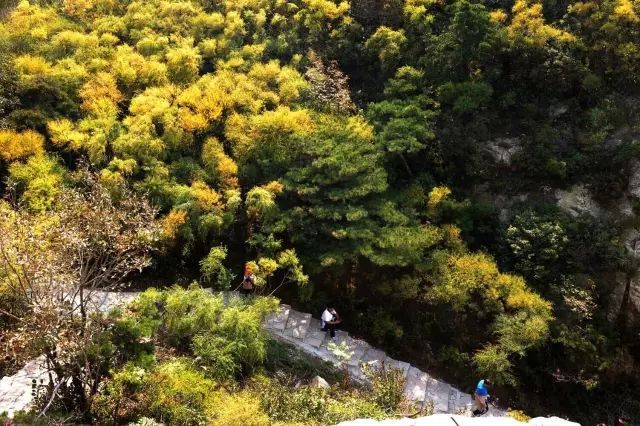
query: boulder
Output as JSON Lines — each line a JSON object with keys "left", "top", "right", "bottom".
{"left": 309, "top": 375, "right": 330, "bottom": 389}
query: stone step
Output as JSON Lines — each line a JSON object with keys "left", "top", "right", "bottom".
{"left": 404, "top": 366, "right": 430, "bottom": 403}
{"left": 425, "top": 379, "right": 451, "bottom": 413}
{"left": 344, "top": 338, "right": 371, "bottom": 368}
{"left": 264, "top": 304, "right": 291, "bottom": 331}
{"left": 319, "top": 329, "right": 348, "bottom": 348}
{"left": 326, "top": 334, "right": 371, "bottom": 368}
{"left": 448, "top": 387, "right": 460, "bottom": 413}
{"left": 360, "top": 347, "right": 386, "bottom": 370}
{"left": 303, "top": 318, "right": 328, "bottom": 348}
{"left": 455, "top": 390, "right": 474, "bottom": 415}
{"left": 383, "top": 356, "right": 410, "bottom": 378}
{"left": 283, "top": 310, "right": 312, "bottom": 340}
{"left": 318, "top": 330, "right": 349, "bottom": 358}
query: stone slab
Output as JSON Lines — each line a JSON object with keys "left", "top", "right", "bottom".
{"left": 304, "top": 318, "right": 328, "bottom": 348}
{"left": 383, "top": 356, "right": 410, "bottom": 378}
{"left": 425, "top": 379, "right": 450, "bottom": 413}
{"left": 283, "top": 310, "right": 312, "bottom": 340}
{"left": 264, "top": 304, "right": 291, "bottom": 331}
{"left": 361, "top": 348, "right": 386, "bottom": 368}
{"left": 404, "top": 366, "right": 430, "bottom": 402}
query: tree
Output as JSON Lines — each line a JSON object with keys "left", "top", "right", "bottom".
{"left": 503, "top": 209, "right": 568, "bottom": 291}
{"left": 0, "top": 172, "right": 160, "bottom": 414}
{"left": 278, "top": 115, "right": 390, "bottom": 270}
{"left": 367, "top": 66, "right": 439, "bottom": 177}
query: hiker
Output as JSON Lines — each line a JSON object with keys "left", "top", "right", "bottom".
{"left": 239, "top": 265, "right": 255, "bottom": 296}
{"left": 472, "top": 378, "right": 490, "bottom": 416}
{"left": 321, "top": 305, "right": 340, "bottom": 341}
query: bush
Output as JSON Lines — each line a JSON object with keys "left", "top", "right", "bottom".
{"left": 324, "top": 394, "right": 386, "bottom": 423}
{"left": 257, "top": 379, "right": 329, "bottom": 423}
{"left": 91, "top": 363, "right": 148, "bottom": 424}
{"left": 264, "top": 339, "right": 341, "bottom": 382}
{"left": 130, "top": 285, "right": 278, "bottom": 380}
{"left": 362, "top": 363, "right": 407, "bottom": 413}
{"left": 255, "top": 376, "right": 387, "bottom": 424}
{"left": 206, "top": 391, "right": 270, "bottom": 426}
{"left": 141, "top": 359, "right": 216, "bottom": 426}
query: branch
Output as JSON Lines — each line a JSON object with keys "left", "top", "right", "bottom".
{"left": 37, "top": 378, "right": 64, "bottom": 418}
{"left": 269, "top": 272, "right": 290, "bottom": 296}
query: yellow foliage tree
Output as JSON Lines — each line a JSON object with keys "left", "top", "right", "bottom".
{"left": 0, "top": 130, "right": 45, "bottom": 162}
{"left": 508, "top": 0, "right": 577, "bottom": 46}
{"left": 202, "top": 137, "right": 239, "bottom": 189}
{"left": 80, "top": 72, "right": 123, "bottom": 115}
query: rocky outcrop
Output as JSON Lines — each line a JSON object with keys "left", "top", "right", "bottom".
{"left": 555, "top": 185, "right": 602, "bottom": 218}
{"left": 484, "top": 138, "right": 523, "bottom": 165}
{"left": 627, "top": 160, "right": 640, "bottom": 200}
{"left": 607, "top": 227, "right": 640, "bottom": 323}
{"left": 608, "top": 272, "right": 640, "bottom": 323}
{"left": 336, "top": 414, "right": 580, "bottom": 426}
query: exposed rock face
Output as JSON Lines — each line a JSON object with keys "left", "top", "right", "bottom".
{"left": 555, "top": 185, "right": 602, "bottom": 218}
{"left": 608, "top": 272, "right": 640, "bottom": 323}
{"left": 607, "top": 228, "right": 640, "bottom": 323}
{"left": 336, "top": 414, "right": 580, "bottom": 426}
{"left": 623, "top": 229, "right": 640, "bottom": 259}
{"left": 484, "top": 138, "right": 523, "bottom": 165}
{"left": 628, "top": 160, "right": 640, "bottom": 200}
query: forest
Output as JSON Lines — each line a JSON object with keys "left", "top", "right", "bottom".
{"left": 0, "top": 0, "right": 639, "bottom": 423}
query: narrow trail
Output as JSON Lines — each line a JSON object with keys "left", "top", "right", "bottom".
{"left": 0, "top": 291, "right": 506, "bottom": 418}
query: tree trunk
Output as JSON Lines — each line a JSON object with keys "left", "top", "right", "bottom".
{"left": 398, "top": 153, "right": 414, "bottom": 178}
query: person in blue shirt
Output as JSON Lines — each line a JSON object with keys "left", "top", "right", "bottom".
{"left": 473, "top": 378, "right": 490, "bottom": 415}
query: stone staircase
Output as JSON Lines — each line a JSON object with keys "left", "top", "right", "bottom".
{"left": 0, "top": 357, "right": 49, "bottom": 417}
{"left": 264, "top": 303, "right": 506, "bottom": 417}
{"left": 0, "top": 291, "right": 507, "bottom": 418}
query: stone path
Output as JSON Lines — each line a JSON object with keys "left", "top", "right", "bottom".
{"left": 264, "top": 302, "right": 506, "bottom": 417}
{"left": 0, "top": 291, "right": 507, "bottom": 418}
{"left": 0, "top": 291, "right": 139, "bottom": 418}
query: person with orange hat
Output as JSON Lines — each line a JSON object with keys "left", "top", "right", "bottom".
{"left": 240, "top": 264, "right": 255, "bottom": 296}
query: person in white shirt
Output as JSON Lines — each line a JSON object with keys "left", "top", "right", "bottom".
{"left": 321, "top": 305, "right": 339, "bottom": 341}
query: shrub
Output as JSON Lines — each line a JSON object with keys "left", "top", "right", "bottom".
{"left": 362, "top": 363, "right": 407, "bottom": 413}
{"left": 255, "top": 375, "right": 388, "bottom": 424}
{"left": 206, "top": 391, "right": 270, "bottom": 426}
{"left": 141, "top": 359, "right": 216, "bottom": 426}
{"left": 508, "top": 409, "right": 531, "bottom": 421}
{"left": 324, "top": 394, "right": 386, "bottom": 423}
{"left": 91, "top": 363, "right": 150, "bottom": 424}
{"left": 257, "top": 379, "right": 329, "bottom": 423}
{"left": 264, "top": 339, "right": 341, "bottom": 382}
{"left": 129, "top": 286, "right": 278, "bottom": 380}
